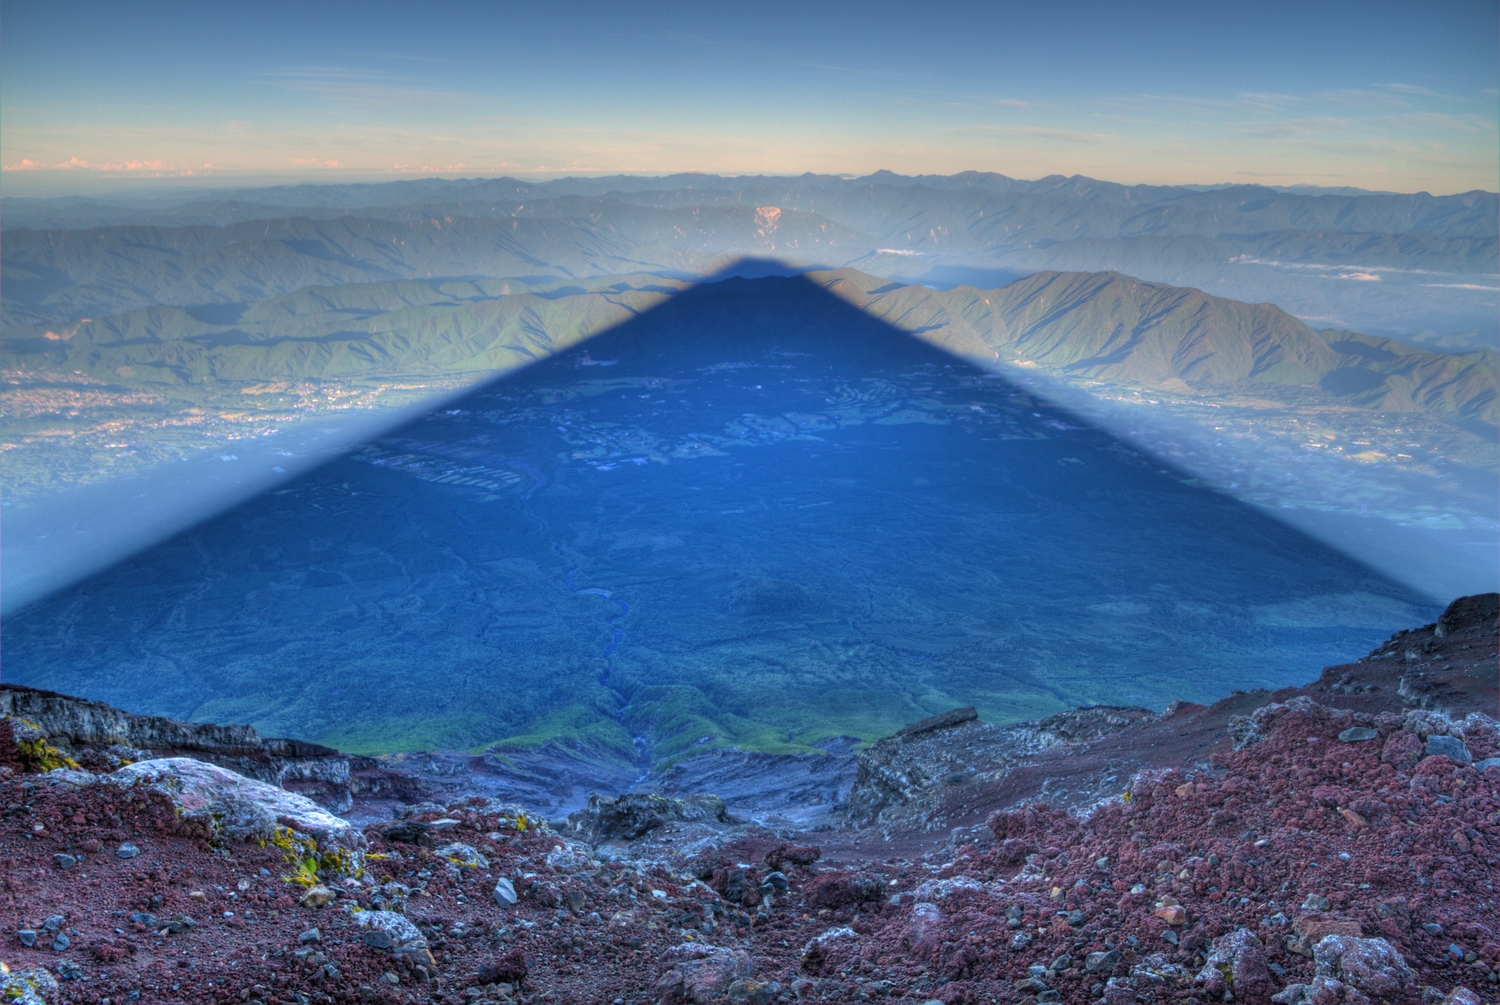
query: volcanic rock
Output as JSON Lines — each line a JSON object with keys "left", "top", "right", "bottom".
{"left": 654, "top": 943, "right": 754, "bottom": 1004}
{"left": 106, "top": 757, "right": 364, "bottom": 858}
{"left": 1313, "top": 935, "right": 1417, "bottom": 1000}
{"left": 0, "top": 683, "right": 414, "bottom": 812}
{"left": 1198, "top": 929, "right": 1275, "bottom": 1000}
{"left": 843, "top": 704, "right": 1155, "bottom": 832}
{"left": 566, "top": 791, "right": 732, "bottom": 842}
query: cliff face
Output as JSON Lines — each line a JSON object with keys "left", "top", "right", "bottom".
{"left": 842, "top": 705, "right": 1158, "bottom": 834}
{"left": 0, "top": 684, "right": 417, "bottom": 812}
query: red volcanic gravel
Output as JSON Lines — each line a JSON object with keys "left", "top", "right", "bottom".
{"left": 796, "top": 699, "right": 1499, "bottom": 1004}
{"left": 5, "top": 698, "right": 1496, "bottom": 1005}
{"left": 0, "top": 781, "right": 835, "bottom": 1005}
{"left": 4, "top": 683, "right": 1499, "bottom": 1005}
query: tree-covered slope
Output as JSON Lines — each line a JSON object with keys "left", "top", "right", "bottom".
{"left": 6, "top": 268, "right": 1495, "bottom": 424}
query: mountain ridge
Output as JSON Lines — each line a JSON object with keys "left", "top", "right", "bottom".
{"left": 9, "top": 267, "right": 1493, "bottom": 425}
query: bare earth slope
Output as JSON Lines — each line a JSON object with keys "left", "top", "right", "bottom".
{"left": 1, "top": 595, "right": 1495, "bottom": 1005}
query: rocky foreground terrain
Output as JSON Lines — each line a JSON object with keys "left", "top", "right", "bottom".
{"left": 1, "top": 594, "right": 1496, "bottom": 1005}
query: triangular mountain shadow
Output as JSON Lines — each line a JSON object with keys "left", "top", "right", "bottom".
{"left": 5, "top": 263, "right": 1438, "bottom": 768}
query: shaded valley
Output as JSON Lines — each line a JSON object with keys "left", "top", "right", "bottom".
{"left": 4, "top": 276, "right": 1438, "bottom": 766}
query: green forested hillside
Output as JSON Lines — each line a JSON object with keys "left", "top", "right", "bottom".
{"left": 8, "top": 268, "right": 1494, "bottom": 424}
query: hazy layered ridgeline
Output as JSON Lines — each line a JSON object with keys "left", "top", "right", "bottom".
{"left": 5, "top": 171, "right": 1496, "bottom": 349}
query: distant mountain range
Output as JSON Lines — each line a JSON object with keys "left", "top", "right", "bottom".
{"left": 7, "top": 171, "right": 1492, "bottom": 232}
{"left": 7, "top": 267, "right": 1494, "bottom": 427}
{"left": 5, "top": 172, "right": 1495, "bottom": 349}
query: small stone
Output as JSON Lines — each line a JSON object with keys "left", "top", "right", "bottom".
{"left": 18, "top": 929, "right": 38, "bottom": 947}
{"left": 52, "top": 933, "right": 71, "bottom": 951}
{"left": 163, "top": 915, "right": 196, "bottom": 934}
{"left": 115, "top": 842, "right": 140, "bottom": 859}
{"left": 1093, "top": 857, "right": 1109, "bottom": 871}
{"left": 1447, "top": 944, "right": 1466, "bottom": 960}
{"left": 1475, "top": 757, "right": 1500, "bottom": 772}
{"left": 381, "top": 971, "right": 401, "bottom": 985}
{"left": 1010, "top": 932, "right": 1032, "bottom": 950}
{"left": 1050, "top": 953, "right": 1073, "bottom": 971}
{"left": 1338, "top": 852, "right": 1352, "bottom": 862}
{"left": 493, "top": 877, "right": 517, "bottom": 907}
{"left": 1085, "top": 949, "right": 1121, "bottom": 974}
{"left": 43, "top": 916, "right": 65, "bottom": 932}
{"left": 1015, "top": 976, "right": 1050, "bottom": 993}
{"left": 1339, "top": 727, "right": 1379, "bottom": 742}
{"left": 1425, "top": 735, "right": 1473, "bottom": 764}
{"left": 760, "top": 871, "right": 789, "bottom": 896}
{"left": 52, "top": 853, "right": 77, "bottom": 870}
{"left": 1161, "top": 929, "right": 1179, "bottom": 946}
{"left": 1424, "top": 923, "right": 1445, "bottom": 936}
{"left": 299, "top": 928, "right": 321, "bottom": 944}
{"left": 1339, "top": 808, "right": 1368, "bottom": 827}
{"left": 726, "top": 978, "right": 780, "bottom": 1004}
{"left": 80, "top": 838, "right": 101, "bottom": 854}
{"left": 1153, "top": 905, "right": 1187, "bottom": 925}
{"left": 380, "top": 820, "right": 429, "bottom": 844}
{"left": 362, "top": 930, "right": 395, "bottom": 950}
{"left": 299, "top": 885, "right": 336, "bottom": 909}
{"left": 1301, "top": 894, "right": 1331, "bottom": 912}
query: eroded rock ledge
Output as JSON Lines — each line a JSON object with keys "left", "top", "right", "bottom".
{"left": 0, "top": 684, "right": 418, "bottom": 813}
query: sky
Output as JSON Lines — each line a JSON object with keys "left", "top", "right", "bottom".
{"left": 1, "top": 0, "right": 1497, "bottom": 196}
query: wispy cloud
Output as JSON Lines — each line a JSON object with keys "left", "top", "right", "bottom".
{"left": 962, "top": 125, "right": 1118, "bottom": 144}
{"left": 253, "top": 66, "right": 475, "bottom": 108}
{"left": 1, "top": 156, "right": 214, "bottom": 175}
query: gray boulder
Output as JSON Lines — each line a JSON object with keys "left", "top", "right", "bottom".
{"left": 1196, "top": 929, "right": 1274, "bottom": 1000}
{"left": 106, "top": 757, "right": 364, "bottom": 866}
{"left": 1313, "top": 935, "right": 1415, "bottom": 1001}
{"left": 1424, "top": 735, "right": 1473, "bottom": 764}
{"left": 567, "top": 792, "right": 731, "bottom": 843}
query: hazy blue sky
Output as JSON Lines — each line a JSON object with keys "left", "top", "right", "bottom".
{"left": 2, "top": 0, "right": 1496, "bottom": 195}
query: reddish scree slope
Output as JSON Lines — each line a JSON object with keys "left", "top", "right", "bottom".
{"left": 0, "top": 596, "right": 1495, "bottom": 1005}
